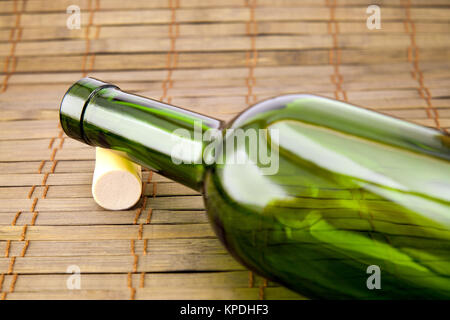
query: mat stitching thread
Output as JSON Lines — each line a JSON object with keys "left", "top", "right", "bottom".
{"left": 326, "top": 2, "right": 386, "bottom": 261}
{"left": 143, "top": 171, "right": 156, "bottom": 257}
{"left": 0, "top": 0, "right": 52, "bottom": 300}
{"left": 138, "top": 0, "right": 178, "bottom": 296}
{"left": 326, "top": 0, "right": 347, "bottom": 102}
{"left": 160, "top": 0, "right": 180, "bottom": 104}
{"left": 248, "top": 271, "right": 254, "bottom": 288}
{"left": 1, "top": 0, "right": 25, "bottom": 93}
{"left": 134, "top": 1, "right": 181, "bottom": 298}
{"left": 0, "top": 119, "right": 64, "bottom": 300}
{"left": 245, "top": 0, "right": 258, "bottom": 106}
{"left": 245, "top": 0, "right": 256, "bottom": 290}
{"left": 128, "top": 171, "right": 152, "bottom": 299}
{"left": 324, "top": 0, "right": 393, "bottom": 275}
{"left": 82, "top": 0, "right": 100, "bottom": 77}
{"left": 8, "top": 0, "right": 103, "bottom": 301}
{"left": 132, "top": 0, "right": 179, "bottom": 297}
{"left": 140, "top": 175, "right": 155, "bottom": 289}
{"left": 127, "top": 272, "right": 135, "bottom": 300}
{"left": 243, "top": 0, "right": 266, "bottom": 297}
{"left": 402, "top": 0, "right": 444, "bottom": 132}
{"left": 258, "top": 279, "right": 267, "bottom": 300}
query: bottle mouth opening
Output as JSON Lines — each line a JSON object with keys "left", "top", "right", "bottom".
{"left": 59, "top": 77, "right": 119, "bottom": 144}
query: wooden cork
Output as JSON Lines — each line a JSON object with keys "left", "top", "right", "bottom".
{"left": 92, "top": 147, "right": 142, "bottom": 210}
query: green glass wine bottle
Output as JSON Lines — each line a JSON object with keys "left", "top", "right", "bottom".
{"left": 60, "top": 77, "right": 450, "bottom": 299}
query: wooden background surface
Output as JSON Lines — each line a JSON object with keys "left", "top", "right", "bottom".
{"left": 0, "top": 0, "right": 449, "bottom": 299}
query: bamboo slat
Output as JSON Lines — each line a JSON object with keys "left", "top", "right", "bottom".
{"left": 2, "top": 62, "right": 448, "bottom": 86}
{"left": 1, "top": 22, "right": 449, "bottom": 44}
{"left": 0, "top": 254, "right": 243, "bottom": 273}
{"left": 0, "top": 210, "right": 207, "bottom": 225}
{"left": 1, "top": 7, "right": 449, "bottom": 29}
{"left": 0, "top": 272, "right": 271, "bottom": 293}
{"left": 2, "top": 76, "right": 450, "bottom": 103}
{"left": 2, "top": 34, "right": 450, "bottom": 57}
{"left": 0, "top": 196, "right": 205, "bottom": 211}
{"left": 5, "top": 287, "right": 304, "bottom": 300}
{"left": 0, "top": 239, "right": 224, "bottom": 256}
{"left": 2, "top": 49, "right": 449, "bottom": 73}
{"left": 0, "top": 0, "right": 449, "bottom": 300}
{"left": 0, "top": 0, "right": 449, "bottom": 14}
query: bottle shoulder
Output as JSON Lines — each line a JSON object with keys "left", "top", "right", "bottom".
{"left": 226, "top": 94, "right": 316, "bottom": 130}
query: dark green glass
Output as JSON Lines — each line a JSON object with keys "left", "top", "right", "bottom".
{"left": 60, "top": 77, "right": 450, "bottom": 299}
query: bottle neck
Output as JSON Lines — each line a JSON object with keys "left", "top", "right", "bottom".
{"left": 70, "top": 84, "right": 223, "bottom": 191}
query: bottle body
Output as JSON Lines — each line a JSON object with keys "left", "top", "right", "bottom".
{"left": 204, "top": 95, "right": 450, "bottom": 299}
{"left": 60, "top": 78, "right": 450, "bottom": 299}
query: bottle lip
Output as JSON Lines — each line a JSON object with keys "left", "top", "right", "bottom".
{"left": 59, "top": 77, "right": 119, "bottom": 144}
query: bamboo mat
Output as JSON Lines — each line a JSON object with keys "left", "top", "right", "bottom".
{"left": 0, "top": 0, "right": 449, "bottom": 300}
